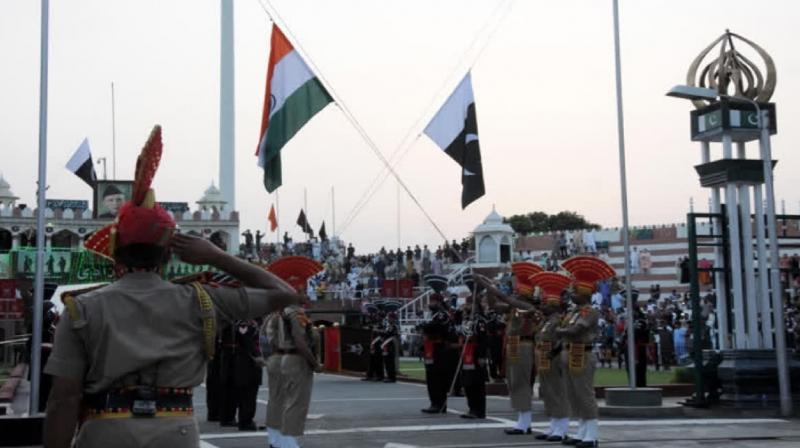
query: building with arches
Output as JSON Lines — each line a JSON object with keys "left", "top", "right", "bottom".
{"left": 473, "top": 206, "right": 515, "bottom": 267}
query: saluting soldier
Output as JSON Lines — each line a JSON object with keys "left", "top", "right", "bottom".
{"left": 42, "top": 126, "right": 302, "bottom": 448}
{"left": 364, "top": 311, "right": 386, "bottom": 382}
{"left": 529, "top": 272, "right": 573, "bottom": 442}
{"left": 559, "top": 256, "right": 616, "bottom": 448}
{"left": 485, "top": 305, "right": 506, "bottom": 381}
{"left": 476, "top": 274, "right": 542, "bottom": 436}
{"left": 264, "top": 311, "right": 286, "bottom": 448}
{"left": 419, "top": 293, "right": 454, "bottom": 413}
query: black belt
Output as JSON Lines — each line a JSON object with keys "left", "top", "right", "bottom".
{"left": 275, "top": 349, "right": 298, "bottom": 355}
{"left": 83, "top": 387, "right": 193, "bottom": 418}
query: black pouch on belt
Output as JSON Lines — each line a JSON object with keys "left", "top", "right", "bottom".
{"left": 131, "top": 385, "right": 157, "bottom": 417}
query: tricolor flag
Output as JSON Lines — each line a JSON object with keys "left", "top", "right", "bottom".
{"left": 423, "top": 72, "right": 485, "bottom": 209}
{"left": 268, "top": 204, "right": 278, "bottom": 232}
{"left": 257, "top": 25, "right": 333, "bottom": 192}
{"left": 65, "top": 138, "right": 97, "bottom": 188}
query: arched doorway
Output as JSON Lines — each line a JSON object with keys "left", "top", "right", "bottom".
{"left": 0, "top": 228, "right": 11, "bottom": 252}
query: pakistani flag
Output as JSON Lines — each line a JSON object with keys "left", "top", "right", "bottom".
{"left": 65, "top": 138, "right": 97, "bottom": 188}
{"left": 257, "top": 25, "right": 333, "bottom": 192}
{"left": 423, "top": 72, "right": 485, "bottom": 209}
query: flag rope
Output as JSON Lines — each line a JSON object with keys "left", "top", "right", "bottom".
{"left": 255, "top": 0, "right": 451, "bottom": 242}
{"left": 337, "top": 0, "right": 514, "bottom": 234}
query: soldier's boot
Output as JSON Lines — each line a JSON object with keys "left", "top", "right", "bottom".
{"left": 267, "top": 428, "right": 283, "bottom": 448}
{"left": 575, "top": 419, "right": 599, "bottom": 447}
{"left": 504, "top": 411, "right": 532, "bottom": 434}
{"left": 535, "top": 418, "right": 555, "bottom": 439}
{"left": 562, "top": 419, "right": 585, "bottom": 445}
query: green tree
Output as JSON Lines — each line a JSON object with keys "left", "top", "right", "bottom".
{"left": 505, "top": 214, "right": 534, "bottom": 234}
{"left": 548, "top": 211, "right": 600, "bottom": 231}
{"left": 504, "top": 211, "right": 600, "bottom": 234}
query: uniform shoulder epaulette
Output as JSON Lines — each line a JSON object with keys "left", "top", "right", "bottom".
{"left": 61, "top": 284, "right": 106, "bottom": 328}
{"left": 190, "top": 282, "right": 216, "bottom": 360}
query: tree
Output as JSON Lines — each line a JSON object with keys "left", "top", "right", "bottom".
{"left": 504, "top": 211, "right": 600, "bottom": 235}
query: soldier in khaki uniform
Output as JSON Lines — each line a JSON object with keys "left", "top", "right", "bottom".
{"left": 529, "top": 272, "right": 572, "bottom": 442}
{"left": 264, "top": 311, "right": 286, "bottom": 448}
{"left": 476, "top": 274, "right": 542, "bottom": 436}
{"left": 42, "top": 127, "right": 302, "bottom": 448}
{"left": 558, "top": 256, "right": 616, "bottom": 448}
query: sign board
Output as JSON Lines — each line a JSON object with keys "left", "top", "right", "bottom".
{"left": 45, "top": 199, "right": 89, "bottom": 211}
{"left": 158, "top": 202, "right": 190, "bottom": 213}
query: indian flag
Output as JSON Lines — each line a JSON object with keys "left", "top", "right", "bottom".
{"left": 257, "top": 25, "right": 333, "bottom": 192}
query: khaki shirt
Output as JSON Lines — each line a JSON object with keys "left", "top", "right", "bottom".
{"left": 44, "top": 272, "right": 276, "bottom": 393}
{"left": 561, "top": 305, "right": 600, "bottom": 345}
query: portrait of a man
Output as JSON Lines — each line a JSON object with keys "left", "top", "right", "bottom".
{"left": 94, "top": 180, "right": 132, "bottom": 219}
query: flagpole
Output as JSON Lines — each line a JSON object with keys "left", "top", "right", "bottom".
{"left": 30, "top": 0, "right": 50, "bottom": 414}
{"left": 111, "top": 82, "right": 117, "bottom": 180}
{"left": 331, "top": 185, "right": 336, "bottom": 238}
{"left": 612, "top": 0, "right": 636, "bottom": 389}
{"left": 396, "top": 180, "right": 401, "bottom": 299}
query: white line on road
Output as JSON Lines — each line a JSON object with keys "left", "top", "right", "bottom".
{"left": 199, "top": 418, "right": 789, "bottom": 441}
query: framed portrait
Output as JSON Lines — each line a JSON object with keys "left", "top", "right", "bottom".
{"left": 94, "top": 180, "right": 133, "bottom": 219}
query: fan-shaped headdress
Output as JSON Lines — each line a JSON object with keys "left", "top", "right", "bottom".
{"left": 85, "top": 126, "right": 175, "bottom": 260}
{"left": 529, "top": 272, "right": 572, "bottom": 304}
{"left": 561, "top": 256, "right": 615, "bottom": 296}
{"left": 266, "top": 256, "right": 324, "bottom": 293}
{"left": 511, "top": 261, "right": 544, "bottom": 295}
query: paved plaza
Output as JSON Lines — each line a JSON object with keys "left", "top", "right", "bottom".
{"left": 196, "top": 373, "right": 800, "bottom": 448}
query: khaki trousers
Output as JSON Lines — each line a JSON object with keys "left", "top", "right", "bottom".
{"left": 562, "top": 350, "right": 598, "bottom": 419}
{"left": 505, "top": 341, "right": 533, "bottom": 412}
{"left": 538, "top": 355, "right": 570, "bottom": 419}
{"left": 75, "top": 417, "right": 198, "bottom": 448}
{"left": 280, "top": 354, "right": 314, "bottom": 436}
{"left": 265, "top": 354, "right": 285, "bottom": 430}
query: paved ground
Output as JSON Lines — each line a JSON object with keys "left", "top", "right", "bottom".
{"left": 197, "top": 373, "right": 800, "bottom": 448}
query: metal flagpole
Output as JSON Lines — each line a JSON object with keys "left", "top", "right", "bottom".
{"left": 396, "top": 181, "right": 401, "bottom": 300}
{"left": 611, "top": 0, "right": 636, "bottom": 389}
{"left": 30, "top": 0, "right": 50, "bottom": 414}
{"left": 111, "top": 82, "right": 117, "bottom": 179}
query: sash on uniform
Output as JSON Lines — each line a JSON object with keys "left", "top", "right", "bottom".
{"left": 568, "top": 343, "right": 586, "bottom": 375}
{"left": 423, "top": 340, "right": 436, "bottom": 365}
{"left": 506, "top": 335, "right": 520, "bottom": 363}
{"left": 462, "top": 339, "right": 477, "bottom": 370}
{"left": 536, "top": 341, "right": 552, "bottom": 373}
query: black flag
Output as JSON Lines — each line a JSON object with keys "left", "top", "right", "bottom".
{"left": 319, "top": 221, "right": 328, "bottom": 241}
{"left": 65, "top": 138, "right": 97, "bottom": 188}
{"left": 423, "top": 72, "right": 485, "bottom": 208}
{"left": 296, "top": 209, "right": 313, "bottom": 235}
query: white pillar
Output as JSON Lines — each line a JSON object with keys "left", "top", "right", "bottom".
{"left": 12, "top": 234, "right": 20, "bottom": 250}
{"left": 753, "top": 183, "right": 773, "bottom": 348}
{"left": 219, "top": 0, "right": 236, "bottom": 210}
{"left": 736, "top": 142, "right": 759, "bottom": 348}
{"left": 722, "top": 133, "right": 746, "bottom": 348}
{"left": 703, "top": 141, "right": 729, "bottom": 349}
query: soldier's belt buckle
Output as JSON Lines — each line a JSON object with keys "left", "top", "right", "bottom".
{"left": 132, "top": 400, "right": 157, "bottom": 417}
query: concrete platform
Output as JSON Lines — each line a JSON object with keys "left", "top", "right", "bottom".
{"left": 605, "top": 386, "right": 663, "bottom": 406}
{"left": 600, "top": 397, "right": 685, "bottom": 418}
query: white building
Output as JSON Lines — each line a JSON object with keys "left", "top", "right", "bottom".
{"left": 472, "top": 206, "right": 515, "bottom": 267}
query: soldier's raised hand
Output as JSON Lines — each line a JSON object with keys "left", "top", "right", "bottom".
{"left": 170, "top": 233, "right": 225, "bottom": 265}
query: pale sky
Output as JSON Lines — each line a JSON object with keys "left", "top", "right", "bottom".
{"left": 2, "top": 0, "right": 799, "bottom": 252}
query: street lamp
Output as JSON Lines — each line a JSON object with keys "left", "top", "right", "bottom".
{"left": 666, "top": 84, "right": 792, "bottom": 416}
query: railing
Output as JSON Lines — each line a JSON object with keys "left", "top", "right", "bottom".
{"left": 396, "top": 257, "right": 474, "bottom": 331}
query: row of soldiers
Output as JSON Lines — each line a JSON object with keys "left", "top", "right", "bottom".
{"left": 419, "top": 256, "right": 614, "bottom": 448}
{"left": 364, "top": 311, "right": 400, "bottom": 382}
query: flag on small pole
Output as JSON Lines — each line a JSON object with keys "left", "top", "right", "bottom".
{"left": 256, "top": 25, "right": 333, "bottom": 192}
{"left": 65, "top": 138, "right": 97, "bottom": 188}
{"left": 268, "top": 204, "right": 278, "bottom": 232}
{"left": 423, "top": 72, "right": 485, "bottom": 209}
{"left": 296, "top": 209, "right": 313, "bottom": 235}
{"left": 319, "top": 221, "right": 327, "bottom": 241}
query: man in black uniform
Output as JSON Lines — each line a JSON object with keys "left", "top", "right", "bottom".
{"left": 419, "top": 293, "right": 454, "bottom": 413}
{"left": 363, "top": 311, "right": 385, "bottom": 381}
{"left": 485, "top": 306, "right": 506, "bottom": 381}
{"left": 458, "top": 298, "right": 489, "bottom": 419}
{"left": 218, "top": 321, "right": 238, "bottom": 427}
{"left": 232, "top": 320, "right": 262, "bottom": 430}
{"left": 381, "top": 312, "right": 399, "bottom": 383}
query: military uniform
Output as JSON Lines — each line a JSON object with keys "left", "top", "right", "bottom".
{"left": 380, "top": 314, "right": 399, "bottom": 382}
{"left": 271, "top": 306, "right": 316, "bottom": 448}
{"left": 365, "top": 313, "right": 386, "bottom": 381}
{"left": 419, "top": 302, "right": 454, "bottom": 413}
{"left": 264, "top": 312, "right": 286, "bottom": 447}
{"left": 560, "top": 256, "right": 616, "bottom": 447}
{"left": 231, "top": 320, "right": 262, "bottom": 430}
{"left": 44, "top": 273, "right": 281, "bottom": 447}
{"left": 503, "top": 308, "right": 538, "bottom": 433}
{"left": 485, "top": 310, "right": 506, "bottom": 381}
{"left": 458, "top": 311, "right": 488, "bottom": 419}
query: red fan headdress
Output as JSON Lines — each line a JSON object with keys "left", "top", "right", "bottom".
{"left": 529, "top": 272, "right": 572, "bottom": 304}
{"left": 511, "top": 261, "right": 544, "bottom": 295}
{"left": 85, "top": 126, "right": 175, "bottom": 260}
{"left": 561, "top": 256, "right": 616, "bottom": 296}
{"left": 266, "top": 256, "right": 324, "bottom": 293}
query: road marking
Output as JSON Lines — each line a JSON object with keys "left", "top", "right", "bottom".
{"left": 199, "top": 418, "right": 790, "bottom": 441}
{"left": 384, "top": 444, "right": 419, "bottom": 448}
{"left": 199, "top": 441, "right": 220, "bottom": 448}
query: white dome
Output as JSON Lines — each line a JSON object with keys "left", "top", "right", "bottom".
{"left": 0, "top": 175, "right": 18, "bottom": 203}
{"left": 197, "top": 181, "right": 226, "bottom": 205}
{"left": 473, "top": 205, "right": 513, "bottom": 234}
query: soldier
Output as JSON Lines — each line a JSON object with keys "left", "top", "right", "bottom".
{"left": 218, "top": 322, "right": 238, "bottom": 427}
{"left": 264, "top": 311, "right": 286, "bottom": 448}
{"left": 558, "top": 256, "right": 616, "bottom": 447}
{"left": 364, "top": 311, "right": 386, "bottom": 382}
{"left": 485, "top": 304, "right": 506, "bottom": 382}
{"left": 419, "top": 293, "right": 454, "bottom": 413}
{"left": 381, "top": 311, "right": 400, "bottom": 383}
{"left": 476, "top": 274, "right": 541, "bottom": 435}
{"left": 231, "top": 320, "right": 262, "bottom": 431}
{"left": 457, "top": 297, "right": 489, "bottom": 419}
{"left": 272, "top": 305, "right": 321, "bottom": 448}
{"left": 42, "top": 127, "right": 302, "bottom": 448}
{"left": 529, "top": 272, "right": 573, "bottom": 442}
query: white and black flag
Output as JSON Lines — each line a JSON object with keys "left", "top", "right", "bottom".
{"left": 65, "top": 138, "right": 97, "bottom": 188}
{"left": 424, "top": 72, "right": 485, "bottom": 209}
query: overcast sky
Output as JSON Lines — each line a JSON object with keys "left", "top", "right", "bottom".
{"left": 2, "top": 0, "right": 798, "bottom": 252}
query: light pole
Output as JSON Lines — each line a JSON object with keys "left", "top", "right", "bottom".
{"left": 666, "top": 85, "right": 792, "bottom": 416}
